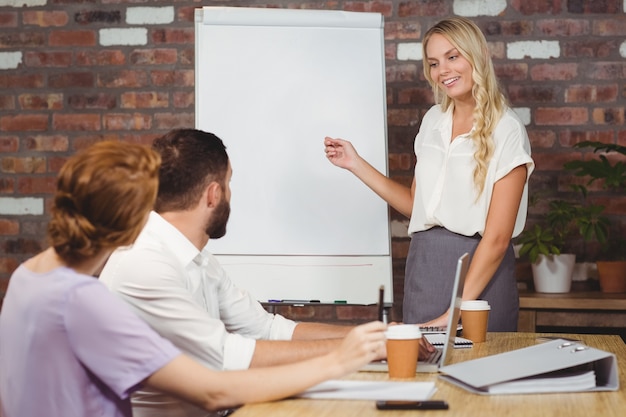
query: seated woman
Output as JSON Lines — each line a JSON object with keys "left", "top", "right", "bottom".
{"left": 0, "top": 141, "right": 386, "bottom": 417}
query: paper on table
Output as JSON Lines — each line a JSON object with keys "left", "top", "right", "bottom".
{"left": 487, "top": 370, "right": 596, "bottom": 394}
{"left": 297, "top": 380, "right": 437, "bottom": 400}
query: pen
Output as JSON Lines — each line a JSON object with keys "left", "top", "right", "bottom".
{"left": 377, "top": 285, "right": 385, "bottom": 323}
{"left": 280, "top": 299, "right": 320, "bottom": 303}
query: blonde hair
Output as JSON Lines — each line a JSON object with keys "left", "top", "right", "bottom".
{"left": 422, "top": 17, "right": 508, "bottom": 196}
{"left": 48, "top": 141, "right": 160, "bottom": 266}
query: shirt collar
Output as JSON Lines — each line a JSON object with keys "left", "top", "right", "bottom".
{"left": 145, "top": 211, "right": 204, "bottom": 269}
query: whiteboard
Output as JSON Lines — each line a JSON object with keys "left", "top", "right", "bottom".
{"left": 195, "top": 7, "right": 392, "bottom": 304}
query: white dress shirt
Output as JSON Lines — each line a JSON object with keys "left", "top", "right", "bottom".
{"left": 100, "top": 211, "right": 297, "bottom": 417}
{"left": 408, "top": 105, "right": 534, "bottom": 237}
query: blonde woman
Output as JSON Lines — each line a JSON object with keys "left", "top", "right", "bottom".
{"left": 324, "top": 17, "right": 534, "bottom": 331}
{"left": 0, "top": 141, "right": 386, "bottom": 417}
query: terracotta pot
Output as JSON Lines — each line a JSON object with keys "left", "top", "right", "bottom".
{"left": 597, "top": 261, "right": 626, "bottom": 293}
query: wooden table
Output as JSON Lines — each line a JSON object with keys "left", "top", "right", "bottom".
{"left": 518, "top": 291, "right": 626, "bottom": 332}
{"left": 233, "top": 332, "right": 626, "bottom": 417}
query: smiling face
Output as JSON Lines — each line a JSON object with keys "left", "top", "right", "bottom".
{"left": 425, "top": 33, "right": 475, "bottom": 105}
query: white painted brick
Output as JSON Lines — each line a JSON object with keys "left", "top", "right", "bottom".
{"left": 126, "top": 6, "right": 174, "bottom": 25}
{"left": 453, "top": 0, "right": 507, "bottom": 16}
{"left": 397, "top": 42, "right": 422, "bottom": 61}
{"left": 0, "top": 197, "right": 44, "bottom": 215}
{"left": 0, "top": 52, "right": 22, "bottom": 70}
{"left": 507, "top": 41, "right": 560, "bottom": 59}
{"left": 0, "top": 0, "right": 46, "bottom": 7}
{"left": 512, "top": 107, "right": 531, "bottom": 126}
{"left": 620, "top": 40, "right": 626, "bottom": 59}
{"left": 99, "top": 28, "right": 148, "bottom": 46}
{"left": 390, "top": 219, "right": 409, "bottom": 238}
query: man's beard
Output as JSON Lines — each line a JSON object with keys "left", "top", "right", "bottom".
{"left": 206, "top": 198, "right": 230, "bottom": 239}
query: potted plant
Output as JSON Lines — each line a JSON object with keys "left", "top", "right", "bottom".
{"left": 516, "top": 197, "right": 608, "bottom": 293}
{"left": 564, "top": 141, "right": 626, "bottom": 293}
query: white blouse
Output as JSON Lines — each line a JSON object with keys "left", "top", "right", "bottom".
{"left": 407, "top": 105, "right": 534, "bottom": 237}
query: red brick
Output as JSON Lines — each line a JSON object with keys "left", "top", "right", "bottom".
{"left": 48, "top": 72, "right": 94, "bottom": 89}
{"left": 176, "top": 6, "right": 196, "bottom": 23}
{"left": 75, "top": 50, "right": 126, "bottom": 66}
{"left": 0, "top": 136, "right": 19, "bottom": 152}
{"left": 562, "top": 40, "right": 616, "bottom": 58}
{"left": 24, "top": 135, "right": 69, "bottom": 152}
{"left": 345, "top": 1, "right": 394, "bottom": 15}
{"left": 0, "top": 12, "right": 17, "bottom": 28}
{"left": 172, "top": 92, "right": 193, "bottom": 109}
{"left": 0, "top": 114, "right": 48, "bottom": 131}
{"left": 483, "top": 20, "right": 533, "bottom": 37}
{"left": 592, "top": 107, "right": 625, "bottom": 125}
{"left": 388, "top": 153, "right": 414, "bottom": 171}
{"left": 24, "top": 51, "right": 73, "bottom": 67}
{"left": 530, "top": 63, "right": 578, "bottom": 81}
{"left": 397, "top": 87, "right": 433, "bottom": 105}
{"left": 536, "top": 19, "right": 589, "bottom": 36}
{"left": 488, "top": 42, "right": 506, "bottom": 60}
{"left": 565, "top": 85, "right": 618, "bottom": 103}
{"left": 103, "top": 114, "right": 152, "bottom": 131}
{"left": 67, "top": 93, "right": 116, "bottom": 110}
{"left": 593, "top": 19, "right": 626, "bottom": 36}
{"left": 386, "top": 63, "right": 419, "bottom": 82}
{"left": 150, "top": 70, "right": 194, "bottom": 87}
{"left": 1, "top": 157, "right": 46, "bottom": 174}
{"left": 397, "top": 0, "right": 450, "bottom": 17}
{"left": 0, "top": 258, "right": 19, "bottom": 275}
{"left": 0, "top": 220, "right": 19, "bottom": 235}
{"left": 535, "top": 107, "right": 588, "bottom": 125}
{"left": 0, "top": 95, "right": 15, "bottom": 110}
{"left": 0, "top": 178, "right": 14, "bottom": 193}
{"left": 121, "top": 92, "right": 168, "bottom": 109}
{"left": 0, "top": 74, "right": 44, "bottom": 89}
{"left": 154, "top": 112, "right": 194, "bottom": 130}
{"left": 511, "top": 0, "right": 563, "bottom": 14}
{"left": 97, "top": 71, "right": 148, "bottom": 88}
{"left": 179, "top": 48, "right": 193, "bottom": 66}
{"left": 151, "top": 28, "right": 194, "bottom": 44}
{"left": 0, "top": 32, "right": 45, "bottom": 48}
{"left": 22, "top": 10, "right": 69, "bottom": 27}
{"left": 2, "top": 238, "right": 43, "bottom": 255}
{"left": 52, "top": 113, "right": 101, "bottom": 131}
{"left": 494, "top": 63, "right": 528, "bottom": 81}
{"left": 17, "top": 176, "right": 56, "bottom": 194}
{"left": 384, "top": 21, "right": 421, "bottom": 40}
{"left": 559, "top": 130, "right": 615, "bottom": 147}
{"left": 385, "top": 43, "right": 396, "bottom": 60}
{"left": 19, "top": 93, "right": 63, "bottom": 110}
{"left": 387, "top": 108, "right": 422, "bottom": 128}
{"left": 532, "top": 151, "right": 581, "bottom": 171}
{"left": 130, "top": 48, "right": 178, "bottom": 65}
{"left": 585, "top": 62, "right": 626, "bottom": 80}
{"left": 568, "top": 0, "right": 622, "bottom": 14}
{"left": 507, "top": 85, "right": 557, "bottom": 104}
{"left": 528, "top": 130, "right": 557, "bottom": 148}
{"left": 49, "top": 30, "right": 96, "bottom": 46}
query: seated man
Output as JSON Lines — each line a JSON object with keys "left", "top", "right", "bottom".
{"left": 100, "top": 129, "right": 398, "bottom": 417}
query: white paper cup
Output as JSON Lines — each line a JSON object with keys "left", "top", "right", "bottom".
{"left": 385, "top": 325, "right": 421, "bottom": 379}
{"left": 461, "top": 300, "right": 490, "bottom": 343}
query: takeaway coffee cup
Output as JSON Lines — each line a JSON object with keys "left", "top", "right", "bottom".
{"left": 385, "top": 324, "right": 421, "bottom": 379}
{"left": 461, "top": 300, "right": 490, "bottom": 343}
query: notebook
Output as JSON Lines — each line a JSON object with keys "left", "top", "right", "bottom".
{"left": 361, "top": 252, "right": 470, "bottom": 373}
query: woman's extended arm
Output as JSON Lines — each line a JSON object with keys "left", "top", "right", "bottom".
{"left": 144, "top": 320, "right": 386, "bottom": 412}
{"left": 324, "top": 137, "right": 414, "bottom": 218}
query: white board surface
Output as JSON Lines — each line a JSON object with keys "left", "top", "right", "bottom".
{"left": 195, "top": 7, "right": 392, "bottom": 304}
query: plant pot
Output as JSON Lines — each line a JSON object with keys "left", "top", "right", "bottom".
{"left": 596, "top": 261, "right": 626, "bottom": 293}
{"left": 531, "top": 254, "right": 576, "bottom": 293}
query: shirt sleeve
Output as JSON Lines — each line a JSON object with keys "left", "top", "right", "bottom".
{"left": 64, "top": 281, "right": 180, "bottom": 400}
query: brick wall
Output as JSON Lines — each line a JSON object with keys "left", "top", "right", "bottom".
{"left": 1, "top": 0, "right": 625, "bottom": 321}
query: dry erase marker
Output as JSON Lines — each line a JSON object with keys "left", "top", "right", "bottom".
{"left": 376, "top": 400, "right": 449, "bottom": 410}
{"left": 377, "top": 285, "right": 385, "bottom": 323}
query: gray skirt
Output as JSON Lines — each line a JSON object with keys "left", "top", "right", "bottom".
{"left": 403, "top": 227, "right": 518, "bottom": 331}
